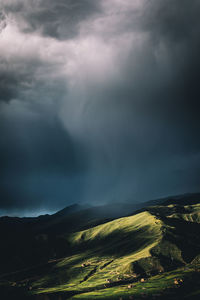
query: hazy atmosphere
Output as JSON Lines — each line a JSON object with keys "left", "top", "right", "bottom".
{"left": 0, "top": 0, "right": 200, "bottom": 216}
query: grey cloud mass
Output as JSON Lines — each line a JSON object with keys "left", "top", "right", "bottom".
{"left": 1, "top": 0, "right": 101, "bottom": 39}
{"left": 0, "top": 0, "right": 200, "bottom": 216}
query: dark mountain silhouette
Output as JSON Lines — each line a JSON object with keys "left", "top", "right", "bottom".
{"left": 0, "top": 193, "right": 200, "bottom": 299}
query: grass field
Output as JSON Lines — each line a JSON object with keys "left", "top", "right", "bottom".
{"left": 1, "top": 201, "right": 200, "bottom": 299}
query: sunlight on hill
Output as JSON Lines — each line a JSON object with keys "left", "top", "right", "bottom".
{"left": 1, "top": 199, "right": 200, "bottom": 299}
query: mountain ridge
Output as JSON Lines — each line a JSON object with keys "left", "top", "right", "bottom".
{"left": 0, "top": 193, "right": 200, "bottom": 299}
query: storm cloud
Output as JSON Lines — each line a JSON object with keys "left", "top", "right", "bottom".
{"left": 0, "top": 0, "right": 200, "bottom": 216}
{"left": 1, "top": 0, "right": 101, "bottom": 39}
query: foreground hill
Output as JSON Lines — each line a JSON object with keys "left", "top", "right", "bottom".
{"left": 0, "top": 194, "right": 180, "bottom": 275}
{"left": 0, "top": 194, "right": 200, "bottom": 299}
{"left": 0, "top": 201, "right": 146, "bottom": 275}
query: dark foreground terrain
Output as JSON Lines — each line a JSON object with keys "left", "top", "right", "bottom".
{"left": 1, "top": 193, "right": 200, "bottom": 299}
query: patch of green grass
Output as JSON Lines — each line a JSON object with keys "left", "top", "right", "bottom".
{"left": 32, "top": 211, "right": 162, "bottom": 294}
{"left": 70, "top": 266, "right": 200, "bottom": 299}
{"left": 2, "top": 203, "right": 200, "bottom": 300}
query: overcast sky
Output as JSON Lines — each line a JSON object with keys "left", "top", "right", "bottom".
{"left": 0, "top": 0, "right": 200, "bottom": 216}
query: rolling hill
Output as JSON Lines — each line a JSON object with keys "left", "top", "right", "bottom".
{"left": 0, "top": 193, "right": 200, "bottom": 299}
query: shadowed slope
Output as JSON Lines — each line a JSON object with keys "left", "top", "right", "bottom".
{"left": 1, "top": 195, "right": 200, "bottom": 299}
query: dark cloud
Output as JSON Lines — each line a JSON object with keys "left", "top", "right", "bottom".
{"left": 143, "top": 0, "right": 200, "bottom": 42}
{"left": 0, "top": 11, "right": 7, "bottom": 32}
{"left": 143, "top": 0, "right": 200, "bottom": 111}
{"left": 0, "top": 71, "right": 21, "bottom": 102}
{"left": 0, "top": 110, "right": 87, "bottom": 212}
{"left": 143, "top": 0, "right": 200, "bottom": 154}
{"left": 0, "top": 61, "right": 37, "bottom": 103}
{"left": 0, "top": 116, "right": 83, "bottom": 174}
{"left": 104, "top": 0, "right": 200, "bottom": 152}
{"left": 0, "top": 0, "right": 200, "bottom": 215}
{"left": 0, "top": 48, "right": 65, "bottom": 103}
{"left": 2, "top": 0, "right": 102, "bottom": 39}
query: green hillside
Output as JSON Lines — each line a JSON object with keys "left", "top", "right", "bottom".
{"left": 1, "top": 197, "right": 200, "bottom": 299}
{"left": 31, "top": 212, "right": 162, "bottom": 291}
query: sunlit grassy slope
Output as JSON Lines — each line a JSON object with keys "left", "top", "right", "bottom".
{"left": 32, "top": 212, "right": 162, "bottom": 292}
{"left": 26, "top": 204, "right": 199, "bottom": 297}
{"left": 167, "top": 203, "right": 200, "bottom": 223}
{"left": 1, "top": 201, "right": 200, "bottom": 299}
